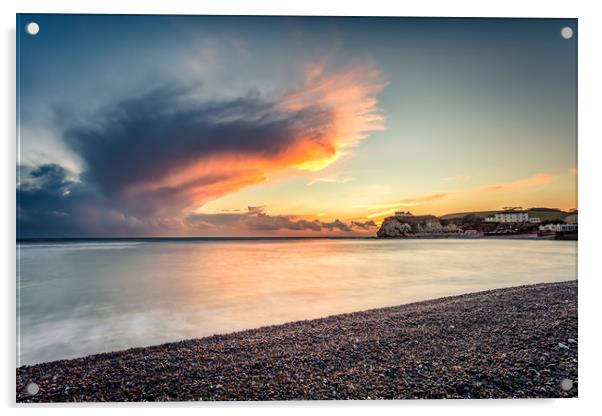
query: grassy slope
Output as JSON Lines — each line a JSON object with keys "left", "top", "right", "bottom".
{"left": 440, "top": 209, "right": 570, "bottom": 221}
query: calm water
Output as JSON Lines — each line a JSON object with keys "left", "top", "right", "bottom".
{"left": 17, "top": 238, "right": 577, "bottom": 365}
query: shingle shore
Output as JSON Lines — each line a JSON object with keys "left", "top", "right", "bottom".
{"left": 17, "top": 281, "right": 577, "bottom": 402}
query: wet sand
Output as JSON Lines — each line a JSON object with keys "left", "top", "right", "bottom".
{"left": 17, "top": 281, "right": 577, "bottom": 402}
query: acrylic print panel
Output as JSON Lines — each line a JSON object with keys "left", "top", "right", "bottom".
{"left": 16, "top": 14, "right": 577, "bottom": 402}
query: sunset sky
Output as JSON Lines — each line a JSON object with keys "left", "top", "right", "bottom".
{"left": 17, "top": 15, "right": 577, "bottom": 237}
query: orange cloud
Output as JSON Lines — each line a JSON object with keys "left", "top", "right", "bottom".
{"left": 307, "top": 173, "right": 354, "bottom": 186}
{"left": 124, "top": 63, "right": 386, "bottom": 215}
{"left": 366, "top": 209, "right": 397, "bottom": 219}
{"left": 365, "top": 193, "right": 449, "bottom": 219}
{"left": 362, "top": 193, "right": 449, "bottom": 210}
{"left": 477, "top": 173, "right": 555, "bottom": 194}
{"left": 279, "top": 62, "right": 386, "bottom": 167}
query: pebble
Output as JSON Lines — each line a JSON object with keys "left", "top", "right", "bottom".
{"left": 16, "top": 281, "right": 577, "bottom": 402}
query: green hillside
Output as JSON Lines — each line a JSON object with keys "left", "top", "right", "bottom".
{"left": 440, "top": 211, "right": 497, "bottom": 220}
{"left": 440, "top": 208, "right": 571, "bottom": 221}
{"left": 527, "top": 209, "right": 571, "bottom": 221}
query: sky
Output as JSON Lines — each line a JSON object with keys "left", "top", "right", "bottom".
{"left": 17, "top": 15, "right": 577, "bottom": 238}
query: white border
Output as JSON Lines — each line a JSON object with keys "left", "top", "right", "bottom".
{"left": 2, "top": 1, "right": 601, "bottom": 415}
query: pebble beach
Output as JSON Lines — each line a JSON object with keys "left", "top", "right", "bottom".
{"left": 16, "top": 280, "right": 577, "bottom": 402}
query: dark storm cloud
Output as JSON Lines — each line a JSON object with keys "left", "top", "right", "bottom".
{"left": 27, "top": 164, "right": 71, "bottom": 189}
{"left": 16, "top": 164, "right": 141, "bottom": 238}
{"left": 18, "top": 58, "right": 384, "bottom": 238}
{"left": 63, "top": 86, "right": 333, "bottom": 197}
{"left": 16, "top": 160, "right": 374, "bottom": 238}
{"left": 17, "top": 85, "right": 337, "bottom": 237}
{"left": 17, "top": 162, "right": 154, "bottom": 238}
{"left": 18, "top": 164, "right": 79, "bottom": 236}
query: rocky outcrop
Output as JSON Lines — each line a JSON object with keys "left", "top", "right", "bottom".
{"left": 376, "top": 214, "right": 462, "bottom": 238}
{"left": 423, "top": 219, "right": 443, "bottom": 233}
{"left": 376, "top": 219, "right": 413, "bottom": 238}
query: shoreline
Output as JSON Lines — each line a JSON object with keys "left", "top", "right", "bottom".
{"left": 17, "top": 234, "right": 576, "bottom": 244}
{"left": 17, "top": 281, "right": 577, "bottom": 402}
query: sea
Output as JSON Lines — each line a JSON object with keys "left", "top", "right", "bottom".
{"left": 16, "top": 238, "right": 577, "bottom": 366}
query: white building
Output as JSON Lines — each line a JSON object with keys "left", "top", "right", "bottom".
{"left": 395, "top": 211, "right": 412, "bottom": 217}
{"left": 559, "top": 224, "right": 577, "bottom": 232}
{"left": 539, "top": 224, "right": 558, "bottom": 232}
{"left": 539, "top": 224, "right": 578, "bottom": 232}
{"left": 565, "top": 214, "right": 578, "bottom": 224}
{"left": 485, "top": 211, "right": 529, "bottom": 223}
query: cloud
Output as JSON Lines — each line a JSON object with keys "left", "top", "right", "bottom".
{"left": 64, "top": 86, "right": 320, "bottom": 206}
{"left": 320, "top": 219, "right": 352, "bottom": 232}
{"left": 183, "top": 206, "right": 372, "bottom": 234}
{"left": 362, "top": 193, "right": 449, "bottom": 211}
{"left": 187, "top": 39, "right": 220, "bottom": 74}
{"left": 278, "top": 62, "right": 386, "bottom": 170}
{"left": 296, "top": 220, "right": 323, "bottom": 232}
{"left": 366, "top": 209, "right": 397, "bottom": 219}
{"left": 477, "top": 173, "right": 555, "bottom": 193}
{"left": 400, "top": 193, "right": 448, "bottom": 204}
{"left": 247, "top": 205, "right": 266, "bottom": 214}
{"left": 19, "top": 63, "right": 385, "bottom": 237}
{"left": 307, "top": 173, "right": 354, "bottom": 186}
{"left": 17, "top": 164, "right": 151, "bottom": 237}
{"left": 351, "top": 220, "right": 377, "bottom": 230}
{"left": 243, "top": 213, "right": 321, "bottom": 232}
{"left": 364, "top": 193, "right": 449, "bottom": 219}
{"left": 24, "top": 163, "right": 73, "bottom": 191}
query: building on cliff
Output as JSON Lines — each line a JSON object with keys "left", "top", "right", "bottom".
{"left": 394, "top": 211, "right": 412, "bottom": 217}
{"left": 485, "top": 210, "right": 529, "bottom": 223}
